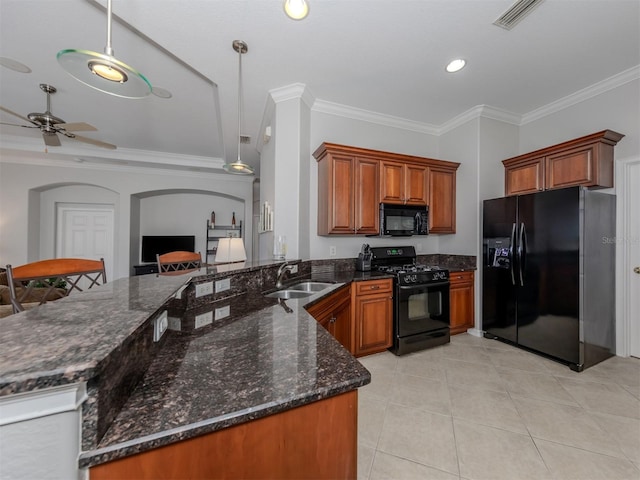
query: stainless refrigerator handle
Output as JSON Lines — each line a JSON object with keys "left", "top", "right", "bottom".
{"left": 519, "top": 222, "right": 527, "bottom": 286}
{"left": 510, "top": 223, "right": 516, "bottom": 285}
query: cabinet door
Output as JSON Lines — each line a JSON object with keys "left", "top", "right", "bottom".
{"left": 546, "top": 145, "right": 597, "bottom": 189}
{"left": 504, "top": 157, "right": 545, "bottom": 196}
{"left": 317, "top": 154, "right": 355, "bottom": 235}
{"left": 380, "top": 162, "right": 428, "bottom": 206}
{"left": 331, "top": 296, "right": 352, "bottom": 351}
{"left": 306, "top": 286, "right": 352, "bottom": 352}
{"left": 354, "top": 157, "right": 379, "bottom": 235}
{"left": 449, "top": 271, "right": 474, "bottom": 335}
{"left": 380, "top": 161, "right": 404, "bottom": 204}
{"left": 429, "top": 168, "right": 456, "bottom": 234}
{"left": 353, "top": 288, "right": 393, "bottom": 357}
{"left": 405, "top": 164, "right": 429, "bottom": 205}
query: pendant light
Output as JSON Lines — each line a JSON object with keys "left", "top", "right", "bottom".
{"left": 57, "top": 0, "right": 151, "bottom": 99}
{"left": 223, "top": 40, "right": 254, "bottom": 175}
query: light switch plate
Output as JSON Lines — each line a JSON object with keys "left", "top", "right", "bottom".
{"left": 215, "top": 278, "right": 231, "bottom": 293}
{"left": 214, "top": 305, "right": 230, "bottom": 320}
{"left": 195, "top": 281, "right": 214, "bottom": 297}
{"left": 195, "top": 311, "right": 213, "bottom": 329}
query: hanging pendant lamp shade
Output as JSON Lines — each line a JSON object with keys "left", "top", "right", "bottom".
{"left": 57, "top": 0, "right": 151, "bottom": 99}
{"left": 223, "top": 40, "right": 254, "bottom": 175}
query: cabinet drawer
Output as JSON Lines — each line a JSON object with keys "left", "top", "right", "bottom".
{"left": 354, "top": 279, "right": 393, "bottom": 296}
{"left": 449, "top": 270, "right": 474, "bottom": 285}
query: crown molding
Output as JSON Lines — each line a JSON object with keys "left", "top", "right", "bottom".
{"left": 438, "top": 105, "right": 522, "bottom": 135}
{"left": 312, "top": 99, "right": 439, "bottom": 135}
{"left": 269, "top": 83, "right": 316, "bottom": 109}
{"left": 521, "top": 65, "right": 640, "bottom": 125}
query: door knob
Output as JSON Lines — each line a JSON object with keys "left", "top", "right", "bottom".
{"left": 634, "top": 266, "right": 640, "bottom": 274}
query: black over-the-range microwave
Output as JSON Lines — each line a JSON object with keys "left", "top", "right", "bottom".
{"left": 378, "top": 203, "right": 429, "bottom": 236}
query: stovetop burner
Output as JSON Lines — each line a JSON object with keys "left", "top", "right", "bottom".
{"left": 375, "top": 264, "right": 444, "bottom": 274}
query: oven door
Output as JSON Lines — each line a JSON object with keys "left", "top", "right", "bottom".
{"left": 396, "top": 281, "right": 450, "bottom": 337}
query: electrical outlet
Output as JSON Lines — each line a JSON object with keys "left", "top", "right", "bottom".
{"left": 329, "top": 246, "right": 337, "bottom": 257}
{"left": 195, "top": 311, "right": 213, "bottom": 329}
{"left": 215, "top": 278, "right": 231, "bottom": 293}
{"left": 195, "top": 281, "right": 214, "bottom": 297}
{"left": 153, "top": 311, "right": 168, "bottom": 342}
{"left": 289, "top": 264, "right": 298, "bottom": 274}
{"left": 215, "top": 305, "right": 230, "bottom": 320}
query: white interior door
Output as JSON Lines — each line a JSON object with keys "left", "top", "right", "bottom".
{"left": 56, "top": 205, "right": 114, "bottom": 283}
{"left": 628, "top": 162, "right": 640, "bottom": 358}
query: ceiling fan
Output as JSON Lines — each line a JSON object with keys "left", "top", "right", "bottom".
{"left": 0, "top": 83, "right": 117, "bottom": 150}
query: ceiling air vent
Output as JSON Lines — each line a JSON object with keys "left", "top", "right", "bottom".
{"left": 239, "top": 135, "right": 251, "bottom": 144}
{"left": 493, "top": 0, "right": 545, "bottom": 30}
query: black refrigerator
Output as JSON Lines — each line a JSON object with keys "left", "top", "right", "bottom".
{"left": 482, "top": 186, "right": 616, "bottom": 371}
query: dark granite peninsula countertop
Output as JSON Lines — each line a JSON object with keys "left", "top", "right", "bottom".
{"left": 0, "top": 258, "right": 373, "bottom": 471}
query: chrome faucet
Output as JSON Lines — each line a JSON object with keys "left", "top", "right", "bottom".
{"left": 276, "top": 262, "right": 295, "bottom": 289}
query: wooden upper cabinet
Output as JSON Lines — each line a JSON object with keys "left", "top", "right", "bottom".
{"left": 354, "top": 157, "right": 380, "bottom": 234}
{"left": 315, "top": 149, "right": 379, "bottom": 235}
{"left": 314, "top": 143, "right": 459, "bottom": 235}
{"left": 503, "top": 130, "right": 624, "bottom": 196}
{"left": 504, "top": 156, "right": 545, "bottom": 195}
{"left": 429, "top": 167, "right": 457, "bottom": 234}
{"left": 380, "top": 161, "right": 428, "bottom": 205}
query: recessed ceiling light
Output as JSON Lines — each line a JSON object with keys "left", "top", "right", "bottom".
{"left": 0, "top": 57, "right": 31, "bottom": 73}
{"left": 283, "top": 0, "right": 309, "bottom": 20}
{"left": 446, "top": 59, "right": 466, "bottom": 73}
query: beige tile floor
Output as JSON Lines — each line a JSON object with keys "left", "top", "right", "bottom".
{"left": 357, "top": 333, "right": 640, "bottom": 480}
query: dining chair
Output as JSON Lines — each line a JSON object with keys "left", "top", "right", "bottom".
{"left": 5, "top": 258, "right": 107, "bottom": 314}
{"left": 156, "top": 251, "right": 202, "bottom": 274}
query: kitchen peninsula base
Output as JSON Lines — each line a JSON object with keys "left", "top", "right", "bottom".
{"left": 90, "top": 390, "right": 357, "bottom": 480}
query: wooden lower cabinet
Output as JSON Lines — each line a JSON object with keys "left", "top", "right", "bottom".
{"left": 449, "top": 270, "right": 475, "bottom": 335}
{"left": 352, "top": 279, "right": 393, "bottom": 356}
{"left": 90, "top": 390, "right": 358, "bottom": 480}
{"left": 306, "top": 285, "right": 352, "bottom": 351}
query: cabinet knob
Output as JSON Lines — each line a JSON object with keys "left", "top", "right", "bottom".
{"left": 370, "top": 285, "right": 380, "bottom": 289}
{"left": 634, "top": 266, "right": 640, "bottom": 274}
{"left": 329, "top": 316, "right": 336, "bottom": 324}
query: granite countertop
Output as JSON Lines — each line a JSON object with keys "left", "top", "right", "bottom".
{"left": 0, "top": 259, "right": 375, "bottom": 469}
{"left": 79, "top": 284, "right": 371, "bottom": 467}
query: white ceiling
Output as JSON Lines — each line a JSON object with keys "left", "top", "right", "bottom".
{"left": 1, "top": 0, "right": 638, "bottom": 176}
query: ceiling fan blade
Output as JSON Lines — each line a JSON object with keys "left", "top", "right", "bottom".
{"left": 0, "top": 105, "right": 36, "bottom": 125}
{"left": 0, "top": 121, "right": 39, "bottom": 129}
{"left": 57, "top": 122, "right": 97, "bottom": 132}
{"left": 71, "top": 134, "right": 117, "bottom": 150}
{"left": 42, "top": 132, "right": 61, "bottom": 147}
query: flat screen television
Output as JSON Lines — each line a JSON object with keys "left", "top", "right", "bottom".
{"left": 141, "top": 235, "right": 196, "bottom": 263}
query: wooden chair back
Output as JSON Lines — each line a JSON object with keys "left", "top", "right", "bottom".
{"left": 5, "top": 258, "right": 107, "bottom": 314}
{"left": 156, "top": 251, "right": 202, "bottom": 274}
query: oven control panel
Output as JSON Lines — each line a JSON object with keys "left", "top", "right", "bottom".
{"left": 399, "top": 270, "right": 449, "bottom": 285}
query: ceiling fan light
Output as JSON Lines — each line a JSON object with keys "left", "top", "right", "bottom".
{"left": 88, "top": 60, "right": 128, "bottom": 83}
{"left": 284, "top": 0, "right": 309, "bottom": 20}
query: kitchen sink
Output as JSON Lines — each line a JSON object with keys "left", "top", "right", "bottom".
{"left": 264, "top": 281, "right": 335, "bottom": 300}
{"left": 264, "top": 290, "right": 315, "bottom": 299}
{"left": 288, "top": 281, "right": 334, "bottom": 292}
